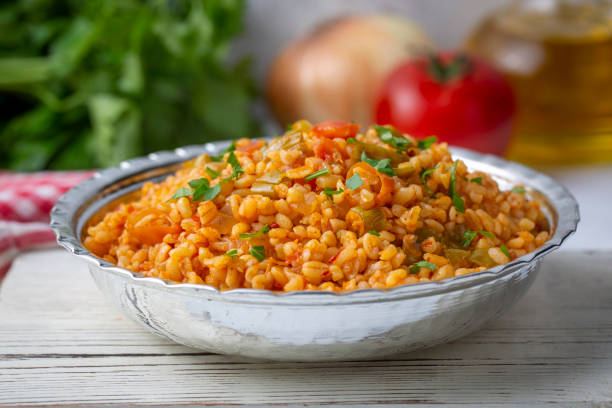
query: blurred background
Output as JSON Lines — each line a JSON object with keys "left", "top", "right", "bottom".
{"left": 233, "top": 0, "right": 508, "bottom": 80}
{"left": 0, "top": 0, "right": 611, "bottom": 252}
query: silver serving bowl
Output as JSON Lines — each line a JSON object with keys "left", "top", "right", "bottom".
{"left": 50, "top": 142, "right": 579, "bottom": 361}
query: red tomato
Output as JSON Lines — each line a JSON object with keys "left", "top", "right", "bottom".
{"left": 312, "top": 120, "right": 359, "bottom": 139}
{"left": 374, "top": 53, "right": 515, "bottom": 155}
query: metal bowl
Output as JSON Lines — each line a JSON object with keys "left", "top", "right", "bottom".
{"left": 50, "top": 142, "right": 579, "bottom": 361}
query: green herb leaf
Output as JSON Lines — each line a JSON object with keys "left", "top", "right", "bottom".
{"left": 202, "top": 184, "right": 221, "bottom": 202}
{"left": 224, "top": 249, "right": 239, "bottom": 258}
{"left": 470, "top": 177, "right": 483, "bottom": 185}
{"left": 171, "top": 176, "right": 222, "bottom": 202}
{"left": 461, "top": 230, "right": 496, "bottom": 247}
{"left": 461, "top": 230, "right": 478, "bottom": 247}
{"left": 305, "top": 168, "right": 330, "bottom": 181}
{"left": 417, "top": 136, "right": 437, "bottom": 150}
{"left": 452, "top": 194, "right": 465, "bottom": 213}
{"left": 250, "top": 245, "right": 266, "bottom": 261}
{"left": 420, "top": 165, "right": 438, "bottom": 195}
{"left": 188, "top": 178, "right": 209, "bottom": 190}
{"left": 209, "top": 141, "right": 237, "bottom": 162}
{"left": 186, "top": 177, "right": 221, "bottom": 202}
{"left": 511, "top": 187, "right": 526, "bottom": 194}
{"left": 361, "top": 150, "right": 395, "bottom": 176}
{"left": 449, "top": 161, "right": 465, "bottom": 213}
{"left": 347, "top": 137, "right": 358, "bottom": 144}
{"left": 480, "top": 230, "right": 495, "bottom": 239}
{"left": 227, "top": 151, "right": 244, "bottom": 180}
{"left": 367, "top": 230, "right": 380, "bottom": 236}
{"left": 323, "top": 187, "right": 343, "bottom": 201}
{"left": 169, "top": 187, "right": 193, "bottom": 201}
{"left": 374, "top": 124, "right": 411, "bottom": 153}
{"left": 206, "top": 167, "right": 221, "bottom": 179}
{"left": 417, "top": 260, "right": 437, "bottom": 270}
{"left": 345, "top": 173, "right": 363, "bottom": 190}
{"left": 409, "top": 260, "right": 438, "bottom": 273}
{"left": 500, "top": 245, "right": 510, "bottom": 259}
{"left": 286, "top": 123, "right": 293, "bottom": 131}
{"left": 239, "top": 224, "right": 270, "bottom": 239}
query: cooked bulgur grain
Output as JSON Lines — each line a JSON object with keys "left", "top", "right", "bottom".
{"left": 84, "top": 120, "right": 550, "bottom": 291}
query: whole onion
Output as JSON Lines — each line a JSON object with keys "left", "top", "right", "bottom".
{"left": 265, "top": 15, "right": 434, "bottom": 128}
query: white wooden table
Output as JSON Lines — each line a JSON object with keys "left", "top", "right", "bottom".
{"left": 1, "top": 249, "right": 611, "bottom": 407}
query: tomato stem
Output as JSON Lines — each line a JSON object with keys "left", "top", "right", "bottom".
{"left": 428, "top": 54, "right": 472, "bottom": 84}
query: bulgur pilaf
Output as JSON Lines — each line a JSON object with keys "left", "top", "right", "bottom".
{"left": 84, "top": 120, "right": 550, "bottom": 292}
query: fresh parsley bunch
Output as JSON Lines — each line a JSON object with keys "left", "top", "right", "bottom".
{"left": 0, "top": 0, "right": 259, "bottom": 170}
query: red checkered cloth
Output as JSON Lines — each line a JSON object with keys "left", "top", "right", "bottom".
{"left": 0, "top": 171, "right": 94, "bottom": 281}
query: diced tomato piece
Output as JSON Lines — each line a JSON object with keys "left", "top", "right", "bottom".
{"left": 126, "top": 209, "right": 180, "bottom": 246}
{"left": 307, "top": 179, "right": 317, "bottom": 190}
{"left": 237, "top": 140, "right": 266, "bottom": 154}
{"left": 312, "top": 120, "right": 359, "bottom": 139}
{"left": 314, "top": 138, "right": 348, "bottom": 161}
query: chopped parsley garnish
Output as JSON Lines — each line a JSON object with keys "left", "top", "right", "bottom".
{"left": 500, "top": 245, "right": 511, "bottom": 259}
{"left": 224, "top": 249, "right": 239, "bottom": 258}
{"left": 449, "top": 161, "right": 465, "bottom": 213}
{"left": 470, "top": 177, "right": 483, "bottom": 185}
{"left": 170, "top": 151, "right": 246, "bottom": 201}
{"left": 286, "top": 123, "right": 293, "bottom": 131}
{"left": 511, "top": 187, "right": 526, "bottom": 194}
{"left": 347, "top": 137, "right": 357, "bottom": 144}
{"left": 345, "top": 173, "right": 363, "bottom": 190}
{"left": 227, "top": 151, "right": 244, "bottom": 180}
{"left": 417, "top": 136, "right": 437, "bottom": 150}
{"left": 461, "top": 230, "right": 478, "bottom": 247}
{"left": 250, "top": 245, "right": 266, "bottom": 261}
{"left": 305, "top": 168, "right": 330, "bottom": 181}
{"left": 187, "top": 178, "right": 208, "bottom": 189}
{"left": 420, "top": 165, "right": 439, "bottom": 195}
{"left": 169, "top": 187, "right": 193, "bottom": 200}
{"left": 461, "top": 230, "right": 496, "bottom": 247}
{"left": 323, "top": 187, "right": 343, "bottom": 201}
{"left": 169, "top": 178, "right": 221, "bottom": 202}
{"left": 480, "top": 230, "right": 495, "bottom": 239}
{"left": 409, "top": 260, "right": 437, "bottom": 274}
{"left": 206, "top": 167, "right": 221, "bottom": 179}
{"left": 189, "top": 178, "right": 221, "bottom": 202}
{"left": 374, "top": 124, "right": 411, "bottom": 153}
{"left": 239, "top": 224, "right": 270, "bottom": 239}
{"left": 367, "top": 230, "right": 380, "bottom": 236}
{"left": 209, "top": 141, "right": 236, "bottom": 162}
{"left": 361, "top": 150, "right": 395, "bottom": 176}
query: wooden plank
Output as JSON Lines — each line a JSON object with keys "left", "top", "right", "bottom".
{"left": 0, "top": 249, "right": 611, "bottom": 407}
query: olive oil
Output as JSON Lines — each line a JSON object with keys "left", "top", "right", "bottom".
{"left": 467, "top": 0, "right": 612, "bottom": 164}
